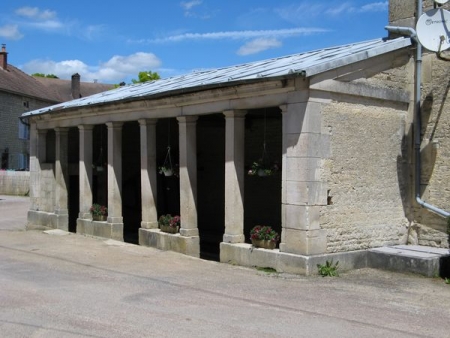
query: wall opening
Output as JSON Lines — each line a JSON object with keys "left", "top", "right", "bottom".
{"left": 122, "top": 121, "right": 141, "bottom": 244}
{"left": 197, "top": 114, "right": 225, "bottom": 261}
{"left": 244, "top": 107, "right": 282, "bottom": 244}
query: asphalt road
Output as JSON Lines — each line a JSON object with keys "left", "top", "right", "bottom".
{"left": 0, "top": 195, "right": 450, "bottom": 338}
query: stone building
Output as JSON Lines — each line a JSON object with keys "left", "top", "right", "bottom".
{"left": 22, "top": 1, "right": 450, "bottom": 274}
{"left": 0, "top": 45, "right": 112, "bottom": 170}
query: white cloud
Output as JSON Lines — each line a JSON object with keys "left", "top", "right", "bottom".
{"left": 15, "top": 7, "right": 56, "bottom": 20}
{"left": 181, "top": 0, "right": 202, "bottom": 10}
{"left": 325, "top": 3, "right": 355, "bottom": 16}
{"left": 143, "top": 28, "right": 328, "bottom": 44}
{"left": 21, "top": 52, "right": 162, "bottom": 83}
{"left": 29, "top": 20, "right": 65, "bottom": 31}
{"left": 360, "top": 2, "right": 388, "bottom": 13}
{"left": 276, "top": 1, "right": 388, "bottom": 23}
{"left": 237, "top": 38, "right": 282, "bottom": 56}
{"left": 0, "top": 25, "right": 23, "bottom": 40}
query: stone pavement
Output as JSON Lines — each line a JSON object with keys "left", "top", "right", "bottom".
{"left": 1, "top": 195, "right": 450, "bottom": 337}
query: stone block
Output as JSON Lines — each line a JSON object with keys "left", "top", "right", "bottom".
{"left": 282, "top": 204, "right": 320, "bottom": 230}
{"left": 139, "top": 229, "right": 200, "bottom": 257}
{"left": 285, "top": 157, "right": 321, "bottom": 181}
{"left": 284, "top": 181, "right": 327, "bottom": 205}
{"left": 280, "top": 229, "right": 327, "bottom": 255}
{"left": 285, "top": 133, "right": 328, "bottom": 158}
{"left": 282, "top": 102, "right": 321, "bottom": 134}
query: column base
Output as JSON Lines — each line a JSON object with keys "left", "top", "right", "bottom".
{"left": 180, "top": 228, "right": 199, "bottom": 237}
{"left": 223, "top": 234, "right": 245, "bottom": 243}
{"left": 140, "top": 221, "right": 158, "bottom": 229}
{"left": 280, "top": 229, "right": 327, "bottom": 255}
{"left": 78, "top": 212, "right": 92, "bottom": 220}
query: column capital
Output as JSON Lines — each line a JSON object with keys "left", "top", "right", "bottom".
{"left": 223, "top": 110, "right": 247, "bottom": 118}
{"left": 106, "top": 122, "right": 124, "bottom": 129}
{"left": 37, "top": 128, "right": 48, "bottom": 136}
{"left": 78, "top": 124, "right": 94, "bottom": 131}
{"left": 138, "top": 118, "right": 158, "bottom": 126}
{"left": 54, "top": 127, "right": 69, "bottom": 134}
{"left": 279, "top": 104, "right": 288, "bottom": 113}
{"left": 177, "top": 116, "right": 198, "bottom": 124}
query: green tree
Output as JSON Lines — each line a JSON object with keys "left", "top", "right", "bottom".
{"left": 32, "top": 73, "right": 59, "bottom": 79}
{"left": 131, "top": 71, "right": 160, "bottom": 84}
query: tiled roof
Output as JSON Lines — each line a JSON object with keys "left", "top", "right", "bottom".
{"left": 23, "top": 37, "right": 412, "bottom": 117}
{"left": 0, "top": 64, "right": 60, "bottom": 102}
{"left": 34, "top": 77, "right": 114, "bottom": 102}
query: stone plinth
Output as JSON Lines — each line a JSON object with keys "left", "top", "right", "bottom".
{"left": 139, "top": 228, "right": 200, "bottom": 258}
{"left": 77, "top": 218, "right": 124, "bottom": 241}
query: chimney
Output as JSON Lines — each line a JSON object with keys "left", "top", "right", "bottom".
{"left": 0, "top": 44, "right": 8, "bottom": 70}
{"left": 71, "top": 73, "right": 81, "bottom": 99}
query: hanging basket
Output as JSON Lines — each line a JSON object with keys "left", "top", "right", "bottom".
{"left": 159, "top": 145, "right": 178, "bottom": 177}
{"left": 248, "top": 110, "right": 280, "bottom": 177}
{"left": 161, "top": 168, "right": 173, "bottom": 177}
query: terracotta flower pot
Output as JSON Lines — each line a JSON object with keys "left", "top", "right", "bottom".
{"left": 160, "top": 224, "right": 179, "bottom": 234}
{"left": 92, "top": 215, "right": 107, "bottom": 221}
{"left": 251, "top": 239, "right": 276, "bottom": 249}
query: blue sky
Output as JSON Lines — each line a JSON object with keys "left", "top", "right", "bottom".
{"left": 0, "top": 1, "right": 389, "bottom": 84}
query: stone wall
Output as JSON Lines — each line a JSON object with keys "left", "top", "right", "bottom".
{"left": 389, "top": 0, "right": 450, "bottom": 248}
{"left": 321, "top": 99, "right": 410, "bottom": 252}
{"left": 0, "top": 171, "right": 30, "bottom": 195}
{"left": 412, "top": 54, "right": 450, "bottom": 247}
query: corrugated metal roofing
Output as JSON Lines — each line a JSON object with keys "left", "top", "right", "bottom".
{"left": 22, "top": 37, "right": 411, "bottom": 117}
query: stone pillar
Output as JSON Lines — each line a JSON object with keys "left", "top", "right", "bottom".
{"left": 78, "top": 125, "right": 94, "bottom": 219}
{"left": 139, "top": 119, "right": 158, "bottom": 229}
{"left": 54, "top": 127, "right": 69, "bottom": 231}
{"left": 106, "top": 122, "right": 124, "bottom": 240}
{"left": 279, "top": 103, "right": 328, "bottom": 255}
{"left": 29, "top": 125, "right": 42, "bottom": 210}
{"left": 177, "top": 116, "right": 198, "bottom": 237}
{"left": 223, "top": 110, "right": 246, "bottom": 243}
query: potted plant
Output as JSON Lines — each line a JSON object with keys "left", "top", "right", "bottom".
{"left": 159, "top": 165, "right": 178, "bottom": 177}
{"left": 158, "top": 214, "right": 180, "bottom": 234}
{"left": 90, "top": 203, "right": 107, "bottom": 221}
{"left": 248, "top": 160, "right": 280, "bottom": 177}
{"left": 250, "top": 225, "right": 280, "bottom": 249}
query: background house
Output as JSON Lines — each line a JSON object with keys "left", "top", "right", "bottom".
{"left": 0, "top": 45, "right": 113, "bottom": 171}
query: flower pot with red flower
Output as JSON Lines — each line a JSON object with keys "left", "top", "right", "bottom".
{"left": 90, "top": 203, "right": 108, "bottom": 221}
{"left": 250, "top": 225, "right": 280, "bottom": 249}
{"left": 158, "top": 214, "right": 180, "bottom": 234}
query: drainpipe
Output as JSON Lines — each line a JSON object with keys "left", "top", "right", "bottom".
{"left": 386, "top": 0, "right": 450, "bottom": 218}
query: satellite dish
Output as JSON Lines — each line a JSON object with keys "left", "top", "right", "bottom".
{"left": 416, "top": 8, "right": 450, "bottom": 52}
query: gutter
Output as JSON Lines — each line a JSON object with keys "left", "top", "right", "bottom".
{"left": 385, "top": 0, "right": 450, "bottom": 218}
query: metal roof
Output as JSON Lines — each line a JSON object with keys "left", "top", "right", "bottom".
{"left": 22, "top": 37, "right": 412, "bottom": 117}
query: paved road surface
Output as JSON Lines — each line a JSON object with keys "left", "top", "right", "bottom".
{"left": 0, "top": 195, "right": 449, "bottom": 337}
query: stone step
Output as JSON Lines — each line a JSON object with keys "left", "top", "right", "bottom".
{"left": 368, "top": 245, "right": 450, "bottom": 277}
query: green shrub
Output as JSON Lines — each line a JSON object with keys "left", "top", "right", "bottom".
{"left": 317, "top": 260, "right": 339, "bottom": 277}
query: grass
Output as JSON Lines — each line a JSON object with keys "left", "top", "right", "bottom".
{"left": 317, "top": 259, "right": 339, "bottom": 277}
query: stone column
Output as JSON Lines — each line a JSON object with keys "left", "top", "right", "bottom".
{"left": 279, "top": 103, "right": 328, "bottom": 255}
{"left": 138, "top": 119, "right": 158, "bottom": 229}
{"left": 106, "top": 122, "right": 124, "bottom": 240}
{"left": 30, "top": 127, "right": 47, "bottom": 209}
{"left": 223, "top": 110, "right": 246, "bottom": 243}
{"left": 78, "top": 125, "right": 94, "bottom": 219}
{"left": 54, "top": 127, "right": 69, "bottom": 231}
{"left": 177, "top": 116, "right": 198, "bottom": 237}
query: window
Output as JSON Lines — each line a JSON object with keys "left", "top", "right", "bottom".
{"left": 18, "top": 119, "right": 29, "bottom": 140}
